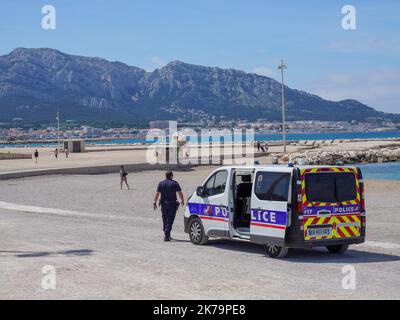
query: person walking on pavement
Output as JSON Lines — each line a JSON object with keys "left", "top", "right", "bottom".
{"left": 34, "top": 149, "right": 39, "bottom": 164}
{"left": 120, "top": 165, "right": 130, "bottom": 190}
{"left": 55, "top": 148, "right": 59, "bottom": 159}
{"left": 153, "top": 171, "right": 185, "bottom": 242}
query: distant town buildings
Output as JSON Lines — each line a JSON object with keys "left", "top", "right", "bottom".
{"left": 0, "top": 120, "right": 399, "bottom": 142}
{"left": 149, "top": 120, "right": 176, "bottom": 130}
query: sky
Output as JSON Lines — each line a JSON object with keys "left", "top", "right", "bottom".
{"left": 0, "top": 0, "right": 399, "bottom": 113}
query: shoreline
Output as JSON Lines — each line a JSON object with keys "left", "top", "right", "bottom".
{"left": 1, "top": 138, "right": 399, "bottom": 180}
{"left": 1, "top": 131, "right": 400, "bottom": 148}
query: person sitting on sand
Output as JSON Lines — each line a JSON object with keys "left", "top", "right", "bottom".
{"left": 120, "top": 166, "right": 130, "bottom": 190}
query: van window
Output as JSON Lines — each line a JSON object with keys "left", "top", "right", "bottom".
{"left": 255, "top": 172, "right": 291, "bottom": 202}
{"left": 204, "top": 170, "right": 228, "bottom": 196}
{"left": 305, "top": 172, "right": 357, "bottom": 203}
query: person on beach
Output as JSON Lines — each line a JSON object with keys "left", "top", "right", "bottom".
{"left": 153, "top": 171, "right": 185, "bottom": 242}
{"left": 257, "top": 141, "right": 260, "bottom": 152}
{"left": 54, "top": 148, "right": 59, "bottom": 159}
{"left": 65, "top": 148, "right": 69, "bottom": 158}
{"left": 263, "top": 142, "right": 269, "bottom": 153}
{"left": 34, "top": 149, "right": 39, "bottom": 164}
{"left": 120, "top": 165, "right": 130, "bottom": 190}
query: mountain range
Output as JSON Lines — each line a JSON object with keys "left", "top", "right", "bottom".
{"left": 0, "top": 48, "right": 398, "bottom": 127}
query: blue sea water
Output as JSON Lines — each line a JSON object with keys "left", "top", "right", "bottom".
{"left": 2, "top": 130, "right": 399, "bottom": 148}
{"left": 357, "top": 162, "right": 400, "bottom": 181}
{"left": 1, "top": 131, "right": 399, "bottom": 180}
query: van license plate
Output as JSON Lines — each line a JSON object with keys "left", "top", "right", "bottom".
{"left": 307, "top": 227, "right": 332, "bottom": 237}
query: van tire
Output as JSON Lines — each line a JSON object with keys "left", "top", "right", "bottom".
{"left": 326, "top": 244, "right": 349, "bottom": 254}
{"left": 265, "top": 244, "right": 288, "bottom": 259}
{"left": 189, "top": 217, "right": 208, "bottom": 245}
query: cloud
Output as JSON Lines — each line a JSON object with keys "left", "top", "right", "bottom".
{"left": 149, "top": 56, "right": 166, "bottom": 69}
{"left": 251, "top": 66, "right": 275, "bottom": 77}
{"left": 325, "top": 39, "right": 400, "bottom": 54}
{"left": 304, "top": 69, "right": 400, "bottom": 114}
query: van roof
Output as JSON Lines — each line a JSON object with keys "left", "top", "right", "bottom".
{"left": 219, "top": 164, "right": 357, "bottom": 172}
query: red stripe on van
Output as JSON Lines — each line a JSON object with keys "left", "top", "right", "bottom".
{"left": 323, "top": 217, "right": 331, "bottom": 224}
{"left": 345, "top": 226, "right": 355, "bottom": 237}
{"left": 250, "top": 222, "right": 286, "bottom": 230}
{"left": 200, "top": 216, "right": 227, "bottom": 222}
{"left": 337, "top": 228, "right": 346, "bottom": 238}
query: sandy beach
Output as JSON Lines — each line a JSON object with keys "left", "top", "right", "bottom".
{"left": 1, "top": 139, "right": 400, "bottom": 175}
{"left": 0, "top": 138, "right": 399, "bottom": 299}
{"left": 0, "top": 166, "right": 399, "bottom": 299}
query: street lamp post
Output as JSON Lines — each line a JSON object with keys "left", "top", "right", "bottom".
{"left": 56, "top": 111, "right": 60, "bottom": 148}
{"left": 278, "top": 59, "right": 287, "bottom": 153}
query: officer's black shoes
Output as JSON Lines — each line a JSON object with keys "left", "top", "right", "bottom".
{"left": 164, "top": 235, "right": 171, "bottom": 242}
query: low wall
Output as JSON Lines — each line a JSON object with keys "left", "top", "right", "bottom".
{"left": 0, "top": 153, "right": 32, "bottom": 160}
{"left": 0, "top": 163, "right": 201, "bottom": 181}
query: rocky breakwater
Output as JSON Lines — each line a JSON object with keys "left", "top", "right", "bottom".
{"left": 289, "top": 146, "right": 400, "bottom": 165}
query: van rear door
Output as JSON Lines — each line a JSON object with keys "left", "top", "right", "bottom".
{"left": 250, "top": 169, "right": 292, "bottom": 246}
{"left": 300, "top": 167, "right": 362, "bottom": 241}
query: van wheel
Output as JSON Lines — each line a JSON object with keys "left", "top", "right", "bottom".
{"left": 265, "top": 244, "right": 288, "bottom": 259}
{"left": 327, "top": 244, "right": 349, "bottom": 254}
{"left": 189, "top": 218, "right": 208, "bottom": 245}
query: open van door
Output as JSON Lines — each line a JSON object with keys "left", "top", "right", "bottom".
{"left": 250, "top": 169, "right": 292, "bottom": 256}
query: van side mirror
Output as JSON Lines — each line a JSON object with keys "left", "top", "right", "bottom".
{"left": 196, "top": 186, "right": 205, "bottom": 197}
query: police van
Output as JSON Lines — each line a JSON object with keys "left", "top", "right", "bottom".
{"left": 184, "top": 165, "right": 366, "bottom": 258}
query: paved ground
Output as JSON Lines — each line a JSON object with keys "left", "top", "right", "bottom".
{"left": 0, "top": 167, "right": 399, "bottom": 299}
{"left": 2, "top": 139, "right": 398, "bottom": 174}
{"left": 0, "top": 147, "right": 148, "bottom": 174}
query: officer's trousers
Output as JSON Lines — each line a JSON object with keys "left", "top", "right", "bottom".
{"left": 161, "top": 204, "right": 177, "bottom": 237}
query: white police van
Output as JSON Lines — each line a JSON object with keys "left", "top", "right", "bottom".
{"left": 184, "top": 165, "right": 366, "bottom": 258}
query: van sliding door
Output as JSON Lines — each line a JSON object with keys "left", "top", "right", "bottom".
{"left": 250, "top": 170, "right": 291, "bottom": 246}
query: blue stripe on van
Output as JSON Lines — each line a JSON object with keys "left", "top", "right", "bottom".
{"left": 251, "top": 209, "right": 287, "bottom": 226}
{"left": 303, "top": 204, "right": 361, "bottom": 216}
{"left": 188, "top": 203, "right": 229, "bottom": 220}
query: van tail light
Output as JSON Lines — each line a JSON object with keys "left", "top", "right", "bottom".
{"left": 356, "top": 167, "right": 366, "bottom": 234}
{"left": 296, "top": 180, "right": 303, "bottom": 214}
{"left": 360, "top": 184, "right": 365, "bottom": 212}
{"left": 356, "top": 168, "right": 365, "bottom": 213}
{"left": 359, "top": 179, "right": 366, "bottom": 231}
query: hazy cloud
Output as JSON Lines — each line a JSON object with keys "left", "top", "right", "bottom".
{"left": 149, "top": 56, "right": 166, "bottom": 69}
{"left": 305, "top": 69, "right": 400, "bottom": 114}
{"left": 251, "top": 67, "right": 275, "bottom": 77}
{"left": 325, "top": 39, "right": 399, "bottom": 54}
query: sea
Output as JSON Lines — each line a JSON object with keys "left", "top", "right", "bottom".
{"left": 357, "top": 162, "right": 400, "bottom": 181}
{"left": 1, "top": 130, "right": 400, "bottom": 148}
{"left": 1, "top": 131, "right": 399, "bottom": 180}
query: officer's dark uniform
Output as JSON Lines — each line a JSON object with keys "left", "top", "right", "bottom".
{"left": 157, "top": 178, "right": 182, "bottom": 238}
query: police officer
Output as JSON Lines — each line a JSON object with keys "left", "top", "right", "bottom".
{"left": 153, "top": 171, "right": 185, "bottom": 241}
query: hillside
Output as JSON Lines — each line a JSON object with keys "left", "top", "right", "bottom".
{"left": 0, "top": 48, "right": 398, "bottom": 126}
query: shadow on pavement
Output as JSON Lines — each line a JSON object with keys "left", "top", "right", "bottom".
{"left": 285, "top": 248, "right": 400, "bottom": 264}
{"left": 206, "top": 239, "right": 400, "bottom": 263}
{"left": 170, "top": 238, "right": 191, "bottom": 243}
{"left": 0, "top": 249, "right": 94, "bottom": 258}
{"left": 207, "top": 239, "right": 265, "bottom": 256}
